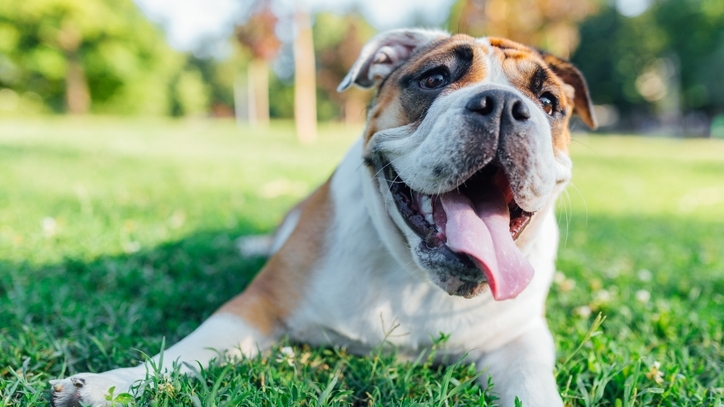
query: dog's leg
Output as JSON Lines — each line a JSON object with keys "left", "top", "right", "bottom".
{"left": 49, "top": 311, "right": 271, "bottom": 407}
{"left": 476, "top": 319, "right": 563, "bottom": 407}
{"left": 50, "top": 181, "right": 331, "bottom": 407}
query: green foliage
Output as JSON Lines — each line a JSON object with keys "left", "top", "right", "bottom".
{"left": 572, "top": 0, "right": 724, "bottom": 117}
{"left": 172, "top": 68, "right": 211, "bottom": 117}
{"left": 105, "top": 386, "right": 133, "bottom": 405}
{"left": 0, "top": 119, "right": 723, "bottom": 406}
{"left": 186, "top": 47, "right": 246, "bottom": 116}
{"left": 268, "top": 75, "right": 295, "bottom": 119}
{"left": 0, "top": 0, "right": 193, "bottom": 115}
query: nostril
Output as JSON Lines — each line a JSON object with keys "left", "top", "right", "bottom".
{"left": 511, "top": 101, "right": 530, "bottom": 121}
{"left": 466, "top": 95, "right": 495, "bottom": 116}
{"left": 480, "top": 96, "right": 494, "bottom": 115}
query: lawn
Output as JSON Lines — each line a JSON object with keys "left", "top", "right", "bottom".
{"left": 0, "top": 117, "right": 722, "bottom": 406}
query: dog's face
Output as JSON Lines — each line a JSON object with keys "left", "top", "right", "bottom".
{"left": 339, "top": 29, "right": 596, "bottom": 300}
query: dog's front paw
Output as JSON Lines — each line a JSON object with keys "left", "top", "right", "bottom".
{"left": 50, "top": 373, "right": 131, "bottom": 407}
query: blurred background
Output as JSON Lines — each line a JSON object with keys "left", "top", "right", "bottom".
{"left": 3, "top": 3, "right": 724, "bottom": 404}
{"left": 1, "top": 0, "right": 723, "bottom": 139}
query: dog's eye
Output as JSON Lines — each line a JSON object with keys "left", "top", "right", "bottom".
{"left": 539, "top": 92, "right": 558, "bottom": 116}
{"left": 419, "top": 72, "right": 448, "bottom": 89}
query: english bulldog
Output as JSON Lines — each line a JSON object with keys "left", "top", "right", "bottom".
{"left": 50, "top": 28, "right": 596, "bottom": 407}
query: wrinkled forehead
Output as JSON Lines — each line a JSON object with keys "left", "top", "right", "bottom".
{"left": 366, "top": 34, "right": 572, "bottom": 147}
{"left": 396, "top": 35, "right": 554, "bottom": 84}
{"left": 386, "top": 34, "right": 568, "bottom": 104}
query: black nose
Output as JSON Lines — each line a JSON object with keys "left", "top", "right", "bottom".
{"left": 465, "top": 89, "right": 531, "bottom": 122}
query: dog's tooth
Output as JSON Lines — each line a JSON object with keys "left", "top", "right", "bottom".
{"left": 421, "top": 195, "right": 433, "bottom": 215}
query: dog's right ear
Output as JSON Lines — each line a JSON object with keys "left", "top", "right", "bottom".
{"left": 337, "top": 29, "right": 448, "bottom": 92}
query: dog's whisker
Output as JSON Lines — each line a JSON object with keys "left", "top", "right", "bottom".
{"left": 560, "top": 189, "right": 571, "bottom": 249}
{"left": 371, "top": 151, "right": 414, "bottom": 180}
{"left": 568, "top": 181, "right": 588, "bottom": 225}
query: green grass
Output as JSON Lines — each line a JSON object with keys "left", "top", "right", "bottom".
{"left": 0, "top": 118, "right": 722, "bottom": 406}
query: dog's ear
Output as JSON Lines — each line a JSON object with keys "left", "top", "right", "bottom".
{"left": 538, "top": 51, "right": 598, "bottom": 129}
{"left": 337, "top": 29, "right": 448, "bottom": 92}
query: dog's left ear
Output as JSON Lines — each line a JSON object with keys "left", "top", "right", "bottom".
{"left": 337, "top": 29, "right": 448, "bottom": 92}
{"left": 538, "top": 51, "right": 598, "bottom": 129}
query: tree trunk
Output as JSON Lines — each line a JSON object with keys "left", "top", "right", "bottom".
{"left": 65, "top": 52, "right": 90, "bottom": 114}
{"left": 233, "top": 72, "right": 249, "bottom": 128}
{"left": 247, "top": 58, "right": 269, "bottom": 127}
{"left": 294, "top": 9, "right": 317, "bottom": 143}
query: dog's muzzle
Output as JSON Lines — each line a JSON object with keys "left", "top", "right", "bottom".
{"left": 372, "top": 89, "right": 555, "bottom": 300}
{"left": 382, "top": 161, "right": 535, "bottom": 300}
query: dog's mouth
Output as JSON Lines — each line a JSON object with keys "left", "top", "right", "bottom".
{"left": 384, "top": 162, "right": 536, "bottom": 300}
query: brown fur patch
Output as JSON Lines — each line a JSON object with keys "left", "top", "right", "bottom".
{"left": 216, "top": 180, "right": 332, "bottom": 335}
{"left": 488, "top": 37, "right": 527, "bottom": 51}
{"left": 489, "top": 37, "right": 574, "bottom": 152}
{"left": 364, "top": 35, "right": 488, "bottom": 144}
{"left": 364, "top": 94, "right": 403, "bottom": 143}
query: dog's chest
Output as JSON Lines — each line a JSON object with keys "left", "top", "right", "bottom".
{"left": 284, "top": 219, "right": 550, "bottom": 357}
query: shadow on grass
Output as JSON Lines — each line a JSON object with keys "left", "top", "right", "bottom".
{"left": 0, "top": 213, "right": 722, "bottom": 405}
{"left": 0, "top": 224, "right": 267, "bottom": 377}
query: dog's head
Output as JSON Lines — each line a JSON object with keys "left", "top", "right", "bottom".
{"left": 339, "top": 29, "right": 596, "bottom": 300}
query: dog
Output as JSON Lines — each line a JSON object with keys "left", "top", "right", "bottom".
{"left": 50, "top": 28, "right": 596, "bottom": 407}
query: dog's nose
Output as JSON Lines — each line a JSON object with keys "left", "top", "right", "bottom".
{"left": 465, "top": 90, "right": 531, "bottom": 122}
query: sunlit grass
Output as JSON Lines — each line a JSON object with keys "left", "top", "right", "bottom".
{"left": 0, "top": 117, "right": 358, "bottom": 265}
{"left": 0, "top": 118, "right": 722, "bottom": 406}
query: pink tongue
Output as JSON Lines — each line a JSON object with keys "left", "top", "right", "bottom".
{"left": 440, "top": 185, "right": 534, "bottom": 300}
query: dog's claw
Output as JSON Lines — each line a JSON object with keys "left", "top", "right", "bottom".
{"left": 70, "top": 377, "right": 85, "bottom": 388}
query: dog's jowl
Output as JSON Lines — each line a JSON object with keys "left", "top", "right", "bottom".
{"left": 50, "top": 29, "right": 596, "bottom": 407}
